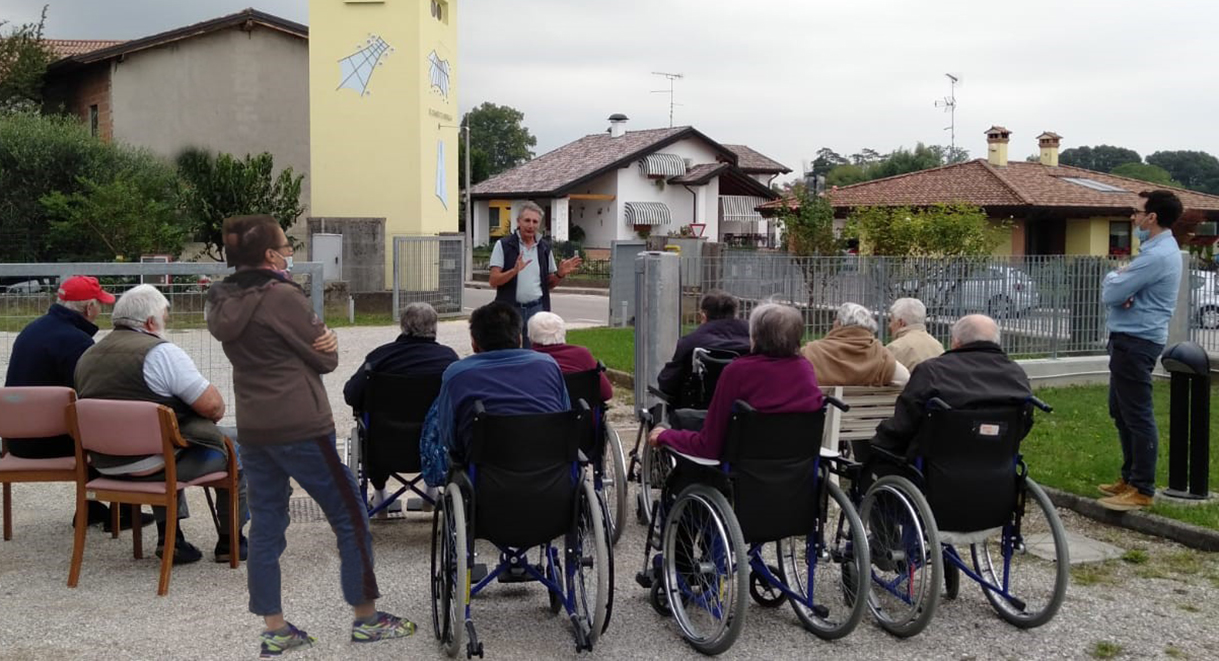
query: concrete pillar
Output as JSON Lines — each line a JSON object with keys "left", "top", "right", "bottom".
{"left": 634, "top": 251, "right": 682, "bottom": 407}
{"left": 552, "top": 197, "right": 570, "bottom": 242}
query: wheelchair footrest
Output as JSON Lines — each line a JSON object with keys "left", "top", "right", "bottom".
{"left": 497, "top": 564, "right": 542, "bottom": 584}
{"left": 470, "top": 563, "right": 488, "bottom": 583}
{"left": 634, "top": 570, "right": 654, "bottom": 590}
{"left": 405, "top": 497, "right": 433, "bottom": 512}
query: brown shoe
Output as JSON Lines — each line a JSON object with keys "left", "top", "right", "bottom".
{"left": 1099, "top": 489, "right": 1153, "bottom": 511}
{"left": 1098, "top": 478, "right": 1133, "bottom": 497}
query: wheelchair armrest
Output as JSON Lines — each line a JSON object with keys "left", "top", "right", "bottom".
{"left": 1028, "top": 396, "right": 1053, "bottom": 413}
{"left": 824, "top": 395, "right": 850, "bottom": 412}
{"left": 926, "top": 397, "right": 952, "bottom": 411}
{"left": 637, "top": 407, "right": 654, "bottom": 425}
{"left": 868, "top": 443, "right": 907, "bottom": 464}
{"left": 647, "top": 385, "right": 672, "bottom": 404}
{"left": 664, "top": 447, "right": 720, "bottom": 468}
{"left": 731, "top": 400, "right": 756, "bottom": 414}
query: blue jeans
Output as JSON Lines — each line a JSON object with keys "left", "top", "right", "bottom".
{"left": 240, "top": 432, "right": 380, "bottom": 616}
{"left": 1107, "top": 333, "right": 1163, "bottom": 496}
{"left": 519, "top": 299, "right": 545, "bottom": 349}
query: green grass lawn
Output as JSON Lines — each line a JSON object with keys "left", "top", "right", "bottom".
{"left": 567, "top": 327, "right": 633, "bottom": 373}
{"left": 1024, "top": 382, "right": 1219, "bottom": 530}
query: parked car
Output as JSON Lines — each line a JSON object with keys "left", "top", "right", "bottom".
{"left": 0, "top": 278, "right": 57, "bottom": 295}
{"left": 898, "top": 264, "right": 1041, "bottom": 319}
{"left": 1192, "top": 269, "right": 1219, "bottom": 329}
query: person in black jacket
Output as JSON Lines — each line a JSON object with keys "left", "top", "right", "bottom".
{"left": 656, "top": 290, "right": 751, "bottom": 406}
{"left": 343, "top": 302, "right": 458, "bottom": 511}
{"left": 871, "top": 314, "right": 1033, "bottom": 461}
{"left": 487, "top": 201, "right": 582, "bottom": 348}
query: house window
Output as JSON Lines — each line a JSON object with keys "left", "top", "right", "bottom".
{"left": 88, "top": 105, "right": 99, "bottom": 137}
{"left": 489, "top": 200, "right": 512, "bottom": 238}
{"left": 430, "top": 0, "right": 448, "bottom": 23}
{"left": 1109, "top": 220, "right": 1131, "bottom": 256}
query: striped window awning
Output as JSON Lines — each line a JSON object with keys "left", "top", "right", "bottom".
{"left": 624, "top": 201, "right": 672, "bottom": 226}
{"left": 638, "top": 153, "right": 687, "bottom": 177}
{"left": 719, "top": 195, "right": 768, "bottom": 222}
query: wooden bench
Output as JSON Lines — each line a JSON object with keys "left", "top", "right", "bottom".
{"left": 822, "top": 385, "right": 904, "bottom": 459}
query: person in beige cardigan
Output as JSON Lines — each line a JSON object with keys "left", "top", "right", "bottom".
{"left": 885, "top": 297, "right": 945, "bottom": 371}
{"left": 802, "top": 303, "right": 910, "bottom": 386}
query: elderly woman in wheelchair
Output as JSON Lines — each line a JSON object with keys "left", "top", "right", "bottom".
{"left": 639, "top": 303, "right": 870, "bottom": 655}
{"left": 844, "top": 314, "right": 1069, "bottom": 638}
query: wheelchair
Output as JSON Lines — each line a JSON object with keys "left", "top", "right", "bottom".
{"left": 846, "top": 396, "right": 1068, "bottom": 638}
{"left": 345, "top": 372, "right": 443, "bottom": 517}
{"left": 628, "top": 347, "right": 739, "bottom": 527}
{"left": 636, "top": 398, "right": 870, "bottom": 656}
{"left": 430, "top": 400, "right": 612, "bottom": 657}
{"left": 562, "top": 362, "right": 628, "bottom": 545}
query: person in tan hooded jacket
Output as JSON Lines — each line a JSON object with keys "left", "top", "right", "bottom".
{"left": 801, "top": 302, "right": 910, "bottom": 387}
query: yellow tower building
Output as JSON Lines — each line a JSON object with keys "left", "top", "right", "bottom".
{"left": 309, "top": 0, "right": 459, "bottom": 287}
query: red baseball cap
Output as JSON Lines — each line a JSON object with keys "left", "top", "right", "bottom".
{"left": 57, "top": 276, "right": 116, "bottom": 304}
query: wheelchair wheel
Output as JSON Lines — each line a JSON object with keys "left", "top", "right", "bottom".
{"left": 860, "top": 475, "right": 942, "bottom": 638}
{"left": 430, "top": 483, "right": 468, "bottom": 658}
{"left": 661, "top": 484, "right": 747, "bottom": 656}
{"left": 640, "top": 442, "right": 674, "bottom": 532}
{"left": 970, "top": 478, "right": 1068, "bottom": 629}
{"left": 778, "top": 481, "right": 869, "bottom": 640}
{"left": 603, "top": 425, "right": 628, "bottom": 545}
{"left": 570, "top": 478, "right": 610, "bottom": 644}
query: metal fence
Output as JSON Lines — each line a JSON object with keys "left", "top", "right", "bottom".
{"left": 674, "top": 253, "right": 1138, "bottom": 359}
{"left": 0, "top": 261, "right": 324, "bottom": 426}
{"left": 1188, "top": 257, "right": 1219, "bottom": 353}
{"left": 473, "top": 255, "right": 612, "bottom": 280}
{"left": 392, "top": 235, "right": 465, "bottom": 319}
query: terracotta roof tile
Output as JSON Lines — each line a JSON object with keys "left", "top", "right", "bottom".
{"left": 669, "top": 162, "right": 728, "bottom": 184}
{"left": 758, "top": 159, "right": 1219, "bottom": 215}
{"left": 43, "top": 39, "right": 125, "bottom": 58}
{"left": 721, "top": 144, "right": 791, "bottom": 173}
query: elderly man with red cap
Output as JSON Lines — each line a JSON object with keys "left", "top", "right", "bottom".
{"left": 3, "top": 276, "right": 153, "bottom": 531}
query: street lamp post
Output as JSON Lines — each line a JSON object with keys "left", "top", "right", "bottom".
{"left": 440, "top": 122, "right": 473, "bottom": 281}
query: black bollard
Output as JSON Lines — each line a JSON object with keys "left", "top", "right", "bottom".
{"left": 1160, "top": 342, "right": 1212, "bottom": 500}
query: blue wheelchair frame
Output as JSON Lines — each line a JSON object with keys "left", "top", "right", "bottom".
{"left": 357, "top": 411, "right": 438, "bottom": 517}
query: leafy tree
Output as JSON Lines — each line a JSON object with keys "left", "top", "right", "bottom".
{"left": 459, "top": 102, "right": 537, "bottom": 188}
{"left": 42, "top": 173, "right": 186, "bottom": 261}
{"left": 0, "top": 111, "right": 183, "bottom": 262}
{"left": 0, "top": 5, "right": 54, "bottom": 111}
{"left": 1146, "top": 150, "right": 1219, "bottom": 194}
{"left": 868, "top": 143, "right": 945, "bottom": 180}
{"left": 176, "top": 149, "right": 304, "bottom": 260}
{"left": 811, "top": 147, "right": 847, "bottom": 172}
{"left": 825, "top": 163, "right": 869, "bottom": 187}
{"left": 1057, "top": 145, "right": 1141, "bottom": 173}
{"left": 775, "top": 187, "right": 838, "bottom": 256}
{"left": 934, "top": 144, "right": 970, "bottom": 164}
{"left": 1109, "top": 162, "right": 1180, "bottom": 187}
{"left": 849, "top": 148, "right": 882, "bottom": 166}
{"left": 843, "top": 203, "right": 1005, "bottom": 257}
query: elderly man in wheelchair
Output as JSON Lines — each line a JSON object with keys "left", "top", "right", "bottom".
{"left": 639, "top": 303, "right": 870, "bottom": 655}
{"left": 849, "top": 314, "right": 1069, "bottom": 638}
{"left": 418, "top": 302, "right": 612, "bottom": 657}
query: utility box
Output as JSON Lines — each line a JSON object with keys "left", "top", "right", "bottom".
{"left": 312, "top": 233, "right": 343, "bottom": 283}
{"left": 1160, "top": 341, "right": 1213, "bottom": 501}
{"left": 634, "top": 251, "right": 681, "bottom": 409}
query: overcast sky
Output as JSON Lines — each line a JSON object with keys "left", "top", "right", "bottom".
{"left": 8, "top": 0, "right": 1219, "bottom": 179}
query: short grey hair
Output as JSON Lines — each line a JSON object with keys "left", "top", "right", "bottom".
{"left": 527, "top": 311, "right": 567, "bottom": 346}
{"left": 399, "top": 302, "right": 438, "bottom": 338}
{"left": 58, "top": 299, "right": 96, "bottom": 315}
{"left": 112, "top": 284, "right": 169, "bottom": 330}
{"left": 952, "top": 314, "right": 1001, "bottom": 345}
{"left": 749, "top": 303, "right": 804, "bottom": 357}
{"left": 517, "top": 201, "right": 544, "bottom": 221}
{"left": 836, "top": 302, "right": 877, "bottom": 333}
{"left": 889, "top": 298, "right": 927, "bottom": 326}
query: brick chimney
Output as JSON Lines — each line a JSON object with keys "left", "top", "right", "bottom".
{"left": 608, "top": 113, "right": 629, "bottom": 138}
{"left": 985, "top": 125, "right": 1011, "bottom": 167}
{"left": 1037, "top": 132, "right": 1062, "bottom": 167}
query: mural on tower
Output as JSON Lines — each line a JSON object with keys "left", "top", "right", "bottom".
{"left": 336, "top": 35, "right": 394, "bottom": 97}
{"left": 427, "top": 50, "right": 451, "bottom": 100}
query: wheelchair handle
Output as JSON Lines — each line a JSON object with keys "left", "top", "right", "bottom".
{"left": 824, "top": 395, "right": 850, "bottom": 412}
{"left": 646, "top": 385, "right": 671, "bottom": 403}
{"left": 1028, "top": 396, "right": 1053, "bottom": 413}
{"left": 926, "top": 397, "right": 952, "bottom": 411}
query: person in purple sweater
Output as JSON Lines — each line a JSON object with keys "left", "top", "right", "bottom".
{"left": 649, "top": 303, "right": 825, "bottom": 460}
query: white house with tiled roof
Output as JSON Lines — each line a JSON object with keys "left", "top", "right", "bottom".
{"left": 469, "top": 115, "right": 789, "bottom": 249}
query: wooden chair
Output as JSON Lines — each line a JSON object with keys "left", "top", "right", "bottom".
{"left": 0, "top": 387, "right": 79, "bottom": 541}
{"left": 66, "top": 399, "right": 239, "bottom": 596}
{"left": 821, "top": 385, "right": 905, "bottom": 458}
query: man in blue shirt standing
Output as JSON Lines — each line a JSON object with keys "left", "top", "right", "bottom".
{"left": 419, "top": 302, "right": 570, "bottom": 486}
{"left": 487, "top": 201, "right": 582, "bottom": 348}
{"left": 1097, "top": 190, "right": 1183, "bottom": 511}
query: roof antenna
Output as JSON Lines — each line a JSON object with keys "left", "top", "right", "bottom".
{"left": 935, "top": 73, "right": 961, "bottom": 159}
{"left": 651, "top": 71, "right": 684, "bottom": 127}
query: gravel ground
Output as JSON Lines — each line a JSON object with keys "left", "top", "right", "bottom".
{"left": 3, "top": 323, "right": 1219, "bottom": 659}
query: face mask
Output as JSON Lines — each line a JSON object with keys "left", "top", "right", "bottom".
{"left": 283, "top": 254, "right": 294, "bottom": 271}
{"left": 1134, "top": 227, "right": 1151, "bottom": 243}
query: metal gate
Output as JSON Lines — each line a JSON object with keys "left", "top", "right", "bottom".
{"left": 392, "top": 235, "right": 465, "bottom": 319}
